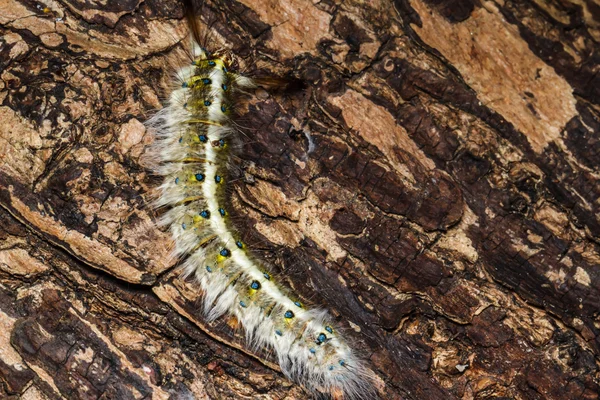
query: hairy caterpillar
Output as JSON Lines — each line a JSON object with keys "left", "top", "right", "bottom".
{"left": 147, "top": 1, "right": 375, "bottom": 398}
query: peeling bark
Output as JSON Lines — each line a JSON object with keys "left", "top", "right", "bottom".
{"left": 1, "top": 0, "right": 599, "bottom": 399}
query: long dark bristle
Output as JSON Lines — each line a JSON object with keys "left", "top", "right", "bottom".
{"left": 253, "top": 76, "right": 305, "bottom": 93}
{"left": 182, "top": 0, "right": 204, "bottom": 45}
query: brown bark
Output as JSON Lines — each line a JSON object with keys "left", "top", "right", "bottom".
{"left": 1, "top": 0, "right": 599, "bottom": 399}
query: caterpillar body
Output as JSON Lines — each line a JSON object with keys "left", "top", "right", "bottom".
{"left": 147, "top": 3, "right": 374, "bottom": 398}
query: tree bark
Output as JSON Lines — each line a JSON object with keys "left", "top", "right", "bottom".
{"left": 1, "top": 0, "right": 599, "bottom": 399}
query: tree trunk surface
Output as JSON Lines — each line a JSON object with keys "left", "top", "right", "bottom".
{"left": 1, "top": 0, "right": 599, "bottom": 399}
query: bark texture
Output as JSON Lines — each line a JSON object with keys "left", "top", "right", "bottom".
{"left": 1, "top": 0, "right": 600, "bottom": 399}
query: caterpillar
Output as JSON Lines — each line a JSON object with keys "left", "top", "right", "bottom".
{"left": 146, "top": 1, "right": 375, "bottom": 398}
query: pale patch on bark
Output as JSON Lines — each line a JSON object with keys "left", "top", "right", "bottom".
{"left": 20, "top": 385, "right": 50, "bottom": 400}
{"left": 573, "top": 266, "right": 591, "bottom": 287}
{"left": 2, "top": 0, "right": 187, "bottom": 59}
{"left": 510, "top": 236, "right": 541, "bottom": 258}
{"left": 297, "top": 189, "right": 348, "bottom": 261}
{"left": 504, "top": 308, "right": 554, "bottom": 347}
{"left": 0, "top": 309, "right": 27, "bottom": 368}
{"left": 0, "top": 107, "right": 45, "bottom": 184}
{"left": 0, "top": 0, "right": 32, "bottom": 24}
{"left": 71, "top": 346, "right": 94, "bottom": 364}
{"left": 254, "top": 219, "right": 304, "bottom": 247}
{"left": 238, "top": 0, "right": 332, "bottom": 58}
{"left": 534, "top": 203, "right": 570, "bottom": 238}
{"left": 244, "top": 179, "right": 349, "bottom": 262}
{"left": 6, "top": 188, "right": 147, "bottom": 283}
{"left": 73, "top": 148, "right": 94, "bottom": 164}
{"left": 39, "top": 32, "right": 63, "bottom": 47}
{"left": 329, "top": 89, "right": 436, "bottom": 187}
{"left": 242, "top": 180, "right": 302, "bottom": 221}
{"left": 118, "top": 119, "right": 147, "bottom": 155}
{"left": 0, "top": 248, "right": 49, "bottom": 276}
{"left": 410, "top": 0, "right": 577, "bottom": 153}
{"left": 434, "top": 206, "right": 479, "bottom": 264}
{"left": 546, "top": 267, "right": 567, "bottom": 285}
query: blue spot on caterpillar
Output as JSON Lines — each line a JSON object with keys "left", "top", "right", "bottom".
{"left": 219, "top": 248, "right": 230, "bottom": 257}
{"left": 145, "top": 0, "right": 376, "bottom": 397}
{"left": 316, "top": 333, "right": 327, "bottom": 345}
